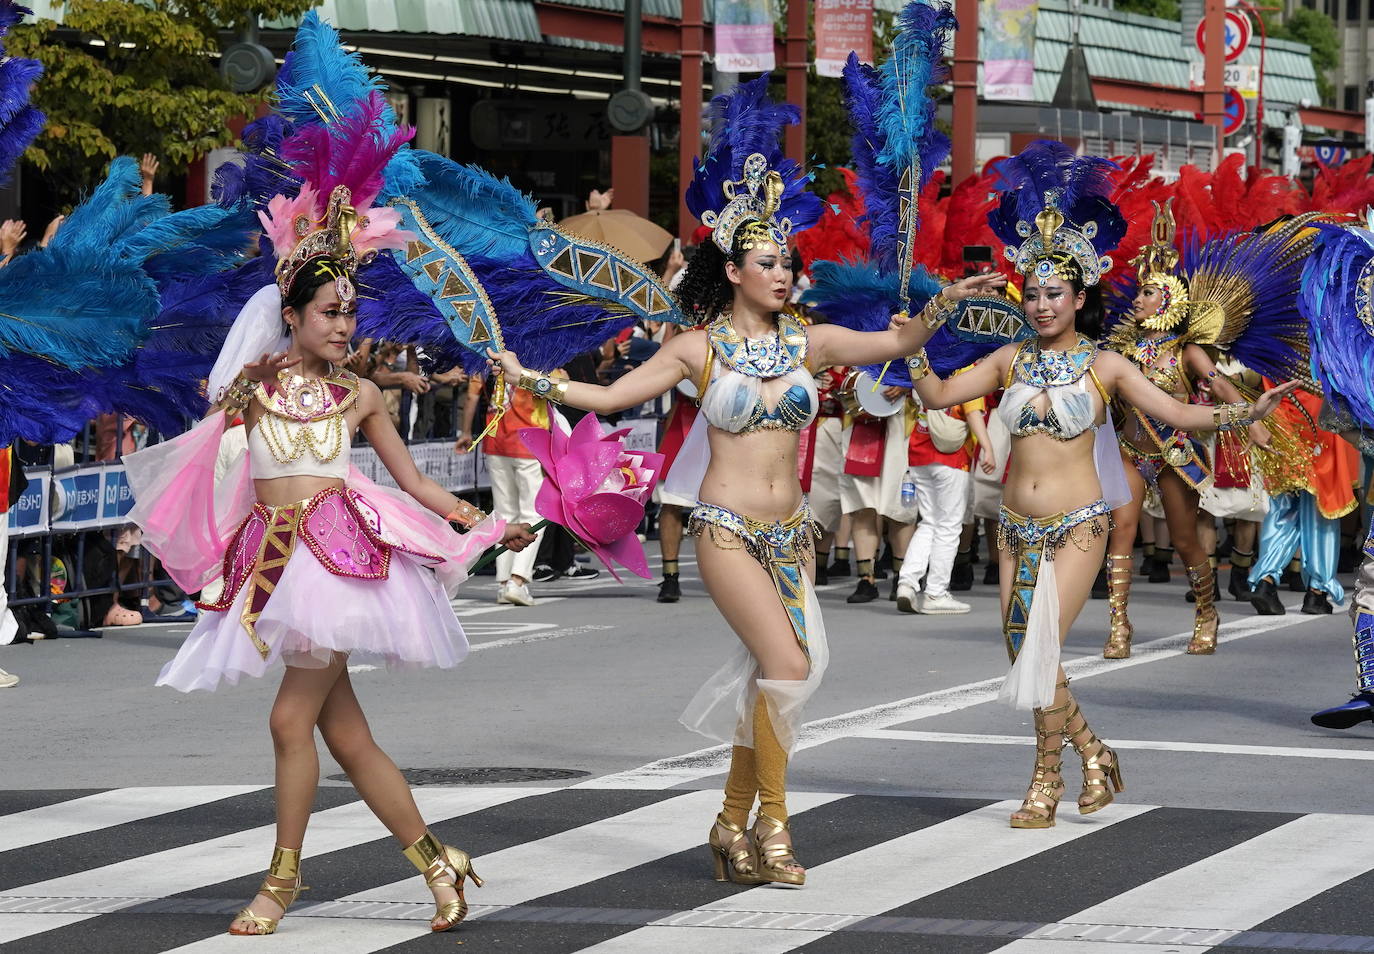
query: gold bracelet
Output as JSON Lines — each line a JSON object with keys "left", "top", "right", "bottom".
{"left": 516, "top": 369, "right": 568, "bottom": 403}
{"left": 1213, "top": 401, "right": 1253, "bottom": 431}
{"left": 445, "top": 499, "right": 487, "bottom": 528}
{"left": 905, "top": 349, "right": 931, "bottom": 381}
{"left": 918, "top": 291, "right": 957, "bottom": 330}
{"left": 220, "top": 374, "right": 255, "bottom": 413}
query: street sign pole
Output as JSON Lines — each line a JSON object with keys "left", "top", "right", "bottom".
{"left": 1203, "top": 0, "right": 1226, "bottom": 159}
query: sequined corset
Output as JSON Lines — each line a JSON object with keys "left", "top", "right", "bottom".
{"left": 248, "top": 369, "right": 358, "bottom": 481}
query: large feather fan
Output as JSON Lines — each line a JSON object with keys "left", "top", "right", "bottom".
{"left": 0, "top": 0, "right": 43, "bottom": 185}
{"left": 1300, "top": 218, "right": 1374, "bottom": 427}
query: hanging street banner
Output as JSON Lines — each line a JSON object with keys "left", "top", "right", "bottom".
{"left": 982, "top": 0, "right": 1040, "bottom": 101}
{"left": 815, "top": 0, "right": 874, "bottom": 78}
{"left": 716, "top": 0, "right": 776, "bottom": 74}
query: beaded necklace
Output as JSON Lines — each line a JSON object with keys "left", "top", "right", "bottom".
{"left": 253, "top": 367, "right": 359, "bottom": 466}
{"left": 1013, "top": 334, "right": 1097, "bottom": 389}
{"left": 709, "top": 310, "right": 808, "bottom": 379}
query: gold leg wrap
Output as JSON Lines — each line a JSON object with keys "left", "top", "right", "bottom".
{"left": 403, "top": 829, "right": 483, "bottom": 932}
{"left": 1102, "top": 553, "right": 1135, "bottom": 659}
{"left": 720, "top": 745, "right": 757, "bottom": 830}
{"left": 1186, "top": 560, "right": 1219, "bottom": 655}
{"left": 751, "top": 694, "right": 803, "bottom": 885}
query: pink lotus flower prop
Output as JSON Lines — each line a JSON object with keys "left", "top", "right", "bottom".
{"left": 519, "top": 414, "right": 665, "bottom": 581}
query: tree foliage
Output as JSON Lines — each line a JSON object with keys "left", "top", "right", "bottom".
{"left": 1114, "top": 0, "right": 1182, "bottom": 21}
{"left": 1266, "top": 8, "right": 1339, "bottom": 105}
{"left": 8, "top": 0, "right": 312, "bottom": 203}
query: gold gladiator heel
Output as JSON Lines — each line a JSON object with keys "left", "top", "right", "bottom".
{"left": 1186, "top": 560, "right": 1219, "bottom": 655}
{"left": 752, "top": 811, "right": 805, "bottom": 886}
{"left": 1009, "top": 706, "right": 1067, "bottom": 829}
{"left": 709, "top": 813, "right": 764, "bottom": 884}
{"left": 403, "top": 830, "right": 484, "bottom": 933}
{"left": 1062, "top": 698, "right": 1124, "bottom": 815}
{"left": 227, "top": 845, "right": 307, "bottom": 936}
{"left": 1102, "top": 553, "right": 1135, "bottom": 659}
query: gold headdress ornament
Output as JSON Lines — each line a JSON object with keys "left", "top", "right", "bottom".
{"left": 1133, "top": 199, "right": 1190, "bottom": 332}
{"left": 703, "top": 154, "right": 793, "bottom": 253}
{"left": 270, "top": 185, "right": 367, "bottom": 311}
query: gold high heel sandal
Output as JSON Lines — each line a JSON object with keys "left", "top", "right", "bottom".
{"left": 227, "top": 845, "right": 307, "bottom": 936}
{"left": 752, "top": 811, "right": 805, "bottom": 886}
{"left": 1186, "top": 560, "right": 1219, "bottom": 655}
{"left": 1102, "top": 553, "right": 1135, "bottom": 659}
{"left": 403, "top": 830, "right": 484, "bottom": 932}
{"left": 709, "top": 813, "right": 764, "bottom": 884}
{"left": 1061, "top": 694, "right": 1124, "bottom": 815}
{"left": 1009, "top": 704, "right": 1066, "bottom": 829}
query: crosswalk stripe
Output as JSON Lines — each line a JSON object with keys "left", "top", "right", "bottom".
{"left": 578, "top": 800, "right": 1155, "bottom": 953}
{"left": 988, "top": 812, "right": 1374, "bottom": 950}
{"left": 0, "top": 786, "right": 267, "bottom": 854}
{"left": 0, "top": 786, "right": 552, "bottom": 948}
{"left": 157, "top": 791, "right": 847, "bottom": 954}
{"left": 0, "top": 913, "right": 92, "bottom": 945}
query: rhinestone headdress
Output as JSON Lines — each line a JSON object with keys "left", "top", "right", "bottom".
{"left": 1134, "top": 199, "right": 1189, "bottom": 332}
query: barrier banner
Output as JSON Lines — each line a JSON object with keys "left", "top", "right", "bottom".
{"left": 816, "top": 0, "right": 873, "bottom": 78}
{"left": 50, "top": 466, "right": 103, "bottom": 531}
{"left": 982, "top": 0, "right": 1039, "bottom": 100}
{"left": 6, "top": 468, "right": 48, "bottom": 537}
{"left": 350, "top": 441, "right": 483, "bottom": 493}
{"left": 617, "top": 418, "right": 659, "bottom": 453}
{"left": 716, "top": 0, "right": 776, "bottom": 73}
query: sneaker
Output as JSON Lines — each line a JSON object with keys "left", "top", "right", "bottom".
{"left": 918, "top": 592, "right": 971, "bottom": 615}
{"left": 562, "top": 565, "right": 601, "bottom": 582}
{"left": 983, "top": 562, "right": 1000, "bottom": 586}
{"left": 657, "top": 573, "right": 681, "bottom": 603}
{"left": 498, "top": 580, "right": 536, "bottom": 606}
{"left": 1227, "top": 567, "right": 1251, "bottom": 601}
{"left": 1282, "top": 566, "right": 1305, "bottom": 592}
{"left": 0, "top": 668, "right": 17, "bottom": 689}
{"left": 895, "top": 582, "right": 919, "bottom": 614}
{"left": 1248, "top": 577, "right": 1285, "bottom": 616}
{"left": 531, "top": 564, "right": 560, "bottom": 583}
{"left": 846, "top": 579, "right": 880, "bottom": 603}
{"left": 827, "top": 559, "right": 852, "bottom": 579}
{"left": 888, "top": 577, "right": 900, "bottom": 601}
{"left": 1301, "top": 589, "right": 1333, "bottom": 615}
{"left": 813, "top": 564, "right": 829, "bottom": 586}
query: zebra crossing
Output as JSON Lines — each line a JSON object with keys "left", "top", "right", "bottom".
{"left": 2, "top": 783, "right": 1372, "bottom": 953}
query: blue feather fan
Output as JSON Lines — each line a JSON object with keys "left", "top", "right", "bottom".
{"left": 1300, "top": 221, "right": 1374, "bottom": 427}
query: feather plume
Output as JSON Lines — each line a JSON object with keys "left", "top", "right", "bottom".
{"left": 1301, "top": 220, "right": 1374, "bottom": 426}
{"left": 277, "top": 91, "right": 413, "bottom": 210}
{"left": 0, "top": 1, "right": 43, "bottom": 185}
{"left": 405, "top": 152, "right": 537, "bottom": 261}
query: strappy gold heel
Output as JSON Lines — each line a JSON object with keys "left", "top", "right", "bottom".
{"left": 1102, "top": 553, "right": 1134, "bottom": 659}
{"left": 1010, "top": 699, "right": 1067, "bottom": 829}
{"left": 752, "top": 811, "right": 805, "bottom": 885}
{"left": 1186, "top": 560, "right": 1219, "bottom": 655}
{"left": 227, "top": 845, "right": 307, "bottom": 936}
{"left": 403, "top": 830, "right": 484, "bottom": 932}
{"left": 709, "top": 813, "right": 764, "bottom": 884}
{"left": 1062, "top": 696, "right": 1124, "bottom": 814}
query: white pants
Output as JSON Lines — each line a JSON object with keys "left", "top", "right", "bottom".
{"left": 808, "top": 416, "right": 845, "bottom": 532}
{"left": 487, "top": 455, "right": 547, "bottom": 583}
{"left": 0, "top": 517, "right": 17, "bottom": 645}
{"left": 898, "top": 465, "right": 969, "bottom": 598}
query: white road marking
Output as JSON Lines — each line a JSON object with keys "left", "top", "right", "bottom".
{"left": 580, "top": 609, "right": 1321, "bottom": 789}
{"left": 853, "top": 729, "right": 1374, "bottom": 761}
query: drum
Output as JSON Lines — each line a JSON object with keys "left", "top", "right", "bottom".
{"left": 838, "top": 370, "right": 904, "bottom": 420}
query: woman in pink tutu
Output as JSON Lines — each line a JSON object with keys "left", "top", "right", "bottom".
{"left": 123, "top": 181, "right": 535, "bottom": 936}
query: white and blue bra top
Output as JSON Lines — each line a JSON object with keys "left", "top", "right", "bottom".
{"left": 697, "top": 312, "right": 818, "bottom": 435}
{"left": 997, "top": 336, "right": 1107, "bottom": 442}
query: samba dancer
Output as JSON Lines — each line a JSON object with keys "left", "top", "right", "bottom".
{"left": 123, "top": 105, "right": 536, "bottom": 937}
{"left": 904, "top": 141, "right": 1295, "bottom": 828}
{"left": 491, "top": 76, "right": 1001, "bottom": 885}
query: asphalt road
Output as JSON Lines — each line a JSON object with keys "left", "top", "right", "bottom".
{"left": 1, "top": 548, "right": 1370, "bottom": 953}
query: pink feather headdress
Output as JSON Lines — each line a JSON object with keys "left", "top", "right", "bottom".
{"left": 257, "top": 91, "right": 414, "bottom": 308}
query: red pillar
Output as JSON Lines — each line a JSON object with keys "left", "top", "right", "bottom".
{"left": 611, "top": 135, "right": 651, "bottom": 216}
{"left": 1202, "top": 0, "right": 1226, "bottom": 160}
{"left": 679, "top": 0, "right": 705, "bottom": 241}
{"left": 951, "top": 0, "right": 979, "bottom": 183}
{"left": 784, "top": 0, "right": 809, "bottom": 165}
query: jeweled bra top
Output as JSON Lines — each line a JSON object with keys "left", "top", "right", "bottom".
{"left": 247, "top": 368, "right": 357, "bottom": 480}
{"left": 699, "top": 311, "right": 818, "bottom": 434}
{"left": 1125, "top": 332, "right": 1189, "bottom": 398}
{"left": 998, "top": 335, "right": 1105, "bottom": 441}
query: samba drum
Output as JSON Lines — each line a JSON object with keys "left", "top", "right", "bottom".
{"left": 838, "top": 369, "right": 904, "bottom": 420}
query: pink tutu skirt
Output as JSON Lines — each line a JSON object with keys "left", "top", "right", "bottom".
{"left": 155, "top": 486, "right": 492, "bottom": 692}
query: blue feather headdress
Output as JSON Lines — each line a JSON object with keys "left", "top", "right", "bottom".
{"left": 988, "top": 140, "right": 1125, "bottom": 287}
{"left": 1300, "top": 217, "right": 1374, "bottom": 426}
{"left": 685, "top": 75, "right": 822, "bottom": 253}
{"left": 804, "top": 1, "right": 986, "bottom": 384}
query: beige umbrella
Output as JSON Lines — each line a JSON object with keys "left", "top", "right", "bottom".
{"left": 557, "top": 208, "right": 673, "bottom": 267}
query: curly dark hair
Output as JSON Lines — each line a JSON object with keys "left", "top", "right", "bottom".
{"left": 674, "top": 238, "right": 747, "bottom": 320}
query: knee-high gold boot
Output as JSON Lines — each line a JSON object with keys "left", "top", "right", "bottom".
{"left": 708, "top": 746, "right": 762, "bottom": 884}
{"left": 1102, "top": 553, "right": 1135, "bottom": 659}
{"left": 751, "top": 692, "right": 804, "bottom": 886}
{"left": 1186, "top": 560, "right": 1220, "bottom": 655}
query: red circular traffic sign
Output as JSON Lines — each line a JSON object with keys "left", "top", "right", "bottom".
{"left": 1195, "top": 11, "right": 1252, "bottom": 63}
{"left": 1222, "top": 87, "right": 1246, "bottom": 135}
